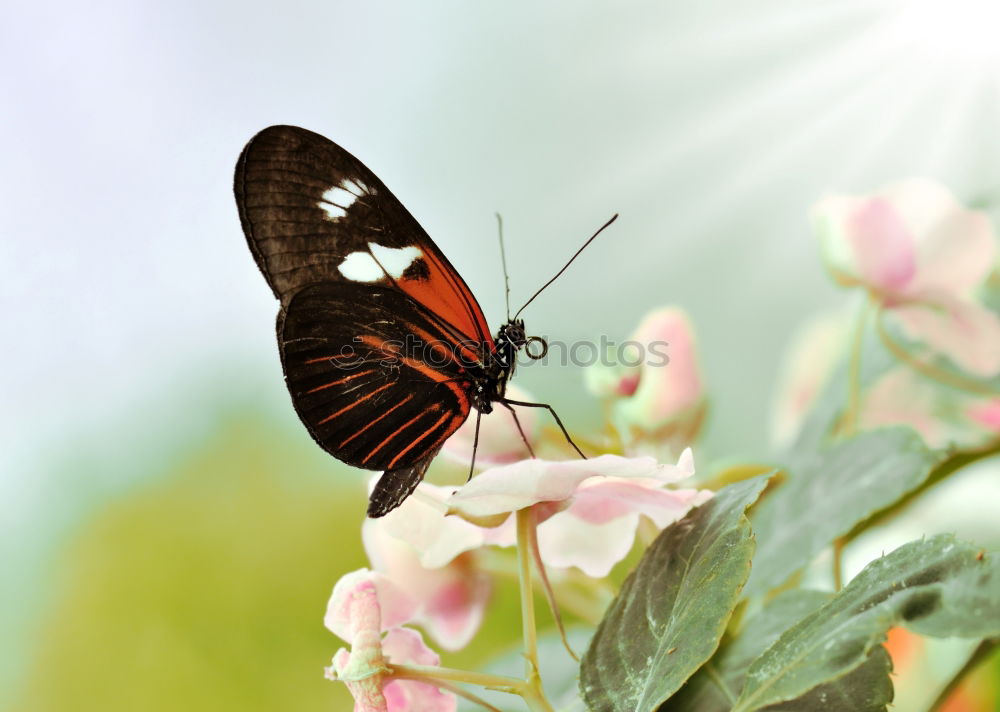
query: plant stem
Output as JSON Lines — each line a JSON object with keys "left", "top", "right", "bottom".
{"left": 525, "top": 518, "right": 578, "bottom": 662}
{"left": 516, "top": 507, "right": 555, "bottom": 712}
{"left": 403, "top": 509, "right": 557, "bottom": 711}
{"left": 390, "top": 663, "right": 523, "bottom": 691}
{"left": 433, "top": 679, "right": 505, "bottom": 712}
{"left": 549, "top": 584, "right": 604, "bottom": 626}
{"left": 519, "top": 683, "right": 556, "bottom": 712}
{"left": 927, "top": 638, "right": 999, "bottom": 712}
{"left": 843, "top": 297, "right": 871, "bottom": 436}
{"left": 517, "top": 508, "right": 541, "bottom": 678}
{"left": 478, "top": 550, "right": 607, "bottom": 625}
{"left": 392, "top": 661, "right": 555, "bottom": 712}
{"left": 832, "top": 537, "right": 845, "bottom": 591}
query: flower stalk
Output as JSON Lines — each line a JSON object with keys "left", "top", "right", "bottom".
{"left": 516, "top": 507, "right": 554, "bottom": 712}
{"left": 843, "top": 296, "right": 872, "bottom": 436}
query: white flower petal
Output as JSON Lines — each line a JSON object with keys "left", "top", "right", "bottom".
{"left": 449, "top": 453, "right": 693, "bottom": 518}
{"left": 538, "top": 511, "right": 640, "bottom": 578}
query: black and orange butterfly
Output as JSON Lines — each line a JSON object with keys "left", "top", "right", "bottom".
{"left": 235, "top": 126, "right": 613, "bottom": 517}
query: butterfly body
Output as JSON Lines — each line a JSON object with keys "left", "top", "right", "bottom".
{"left": 474, "top": 318, "right": 529, "bottom": 413}
{"left": 235, "top": 125, "right": 539, "bottom": 516}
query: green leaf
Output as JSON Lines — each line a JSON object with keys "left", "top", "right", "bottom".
{"left": 580, "top": 476, "right": 769, "bottom": 712}
{"left": 746, "top": 427, "right": 942, "bottom": 598}
{"left": 662, "top": 591, "right": 893, "bottom": 712}
{"left": 755, "top": 647, "right": 892, "bottom": 712}
{"left": 732, "top": 535, "right": 1000, "bottom": 712}
{"left": 662, "top": 590, "right": 830, "bottom": 711}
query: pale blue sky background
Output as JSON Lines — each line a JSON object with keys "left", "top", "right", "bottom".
{"left": 4, "top": 0, "right": 1000, "bottom": 691}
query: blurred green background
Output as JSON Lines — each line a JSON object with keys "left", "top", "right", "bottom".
{"left": 4, "top": 1, "right": 1000, "bottom": 709}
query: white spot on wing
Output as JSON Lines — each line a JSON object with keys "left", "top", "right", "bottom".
{"left": 318, "top": 187, "right": 356, "bottom": 220}
{"left": 318, "top": 201, "right": 347, "bottom": 220}
{"left": 338, "top": 243, "right": 424, "bottom": 282}
{"left": 317, "top": 179, "right": 374, "bottom": 221}
{"left": 342, "top": 179, "right": 369, "bottom": 197}
{"left": 369, "top": 243, "right": 423, "bottom": 278}
{"left": 338, "top": 252, "right": 384, "bottom": 281}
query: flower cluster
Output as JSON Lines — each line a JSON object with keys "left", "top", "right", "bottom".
{"left": 815, "top": 179, "right": 1000, "bottom": 377}
{"left": 776, "top": 179, "right": 1000, "bottom": 448}
{"left": 325, "top": 381, "right": 709, "bottom": 709}
{"left": 321, "top": 177, "right": 1000, "bottom": 711}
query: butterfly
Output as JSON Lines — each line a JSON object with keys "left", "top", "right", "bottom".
{"left": 234, "top": 125, "right": 614, "bottom": 517}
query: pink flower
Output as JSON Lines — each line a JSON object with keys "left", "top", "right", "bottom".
{"left": 771, "top": 312, "right": 1000, "bottom": 449}
{"left": 968, "top": 399, "right": 1000, "bottom": 432}
{"left": 324, "top": 570, "right": 455, "bottom": 712}
{"left": 860, "top": 369, "right": 1000, "bottom": 449}
{"left": 441, "top": 384, "right": 538, "bottom": 466}
{"left": 324, "top": 570, "right": 417, "bottom": 640}
{"left": 362, "top": 483, "right": 503, "bottom": 651}
{"left": 379, "top": 629, "right": 455, "bottom": 712}
{"left": 814, "top": 179, "right": 1000, "bottom": 377}
{"left": 585, "top": 307, "right": 705, "bottom": 454}
{"left": 448, "top": 451, "right": 711, "bottom": 577}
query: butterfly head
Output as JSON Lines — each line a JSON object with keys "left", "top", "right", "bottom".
{"left": 499, "top": 319, "right": 526, "bottom": 350}
{"left": 494, "top": 319, "right": 548, "bottom": 370}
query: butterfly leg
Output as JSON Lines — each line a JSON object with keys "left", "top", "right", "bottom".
{"left": 467, "top": 410, "right": 483, "bottom": 482}
{"left": 500, "top": 398, "right": 586, "bottom": 459}
{"left": 500, "top": 401, "right": 537, "bottom": 459}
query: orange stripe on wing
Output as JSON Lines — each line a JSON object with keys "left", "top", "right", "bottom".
{"left": 355, "top": 334, "right": 470, "bottom": 407}
{"left": 339, "top": 392, "right": 416, "bottom": 448}
{"left": 363, "top": 406, "right": 437, "bottom": 464}
{"left": 305, "top": 354, "right": 364, "bottom": 365}
{"left": 316, "top": 381, "right": 394, "bottom": 425}
{"left": 386, "top": 409, "right": 452, "bottom": 469}
{"left": 406, "top": 322, "right": 480, "bottom": 368}
{"left": 409, "top": 412, "right": 469, "bottom": 469}
{"left": 306, "top": 370, "right": 373, "bottom": 394}
{"left": 400, "top": 248, "right": 493, "bottom": 347}
{"left": 399, "top": 355, "right": 474, "bottom": 412}
{"left": 444, "top": 254, "right": 493, "bottom": 343}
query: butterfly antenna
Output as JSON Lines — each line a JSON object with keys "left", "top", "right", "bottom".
{"left": 513, "top": 213, "right": 618, "bottom": 320}
{"left": 496, "top": 213, "right": 512, "bottom": 321}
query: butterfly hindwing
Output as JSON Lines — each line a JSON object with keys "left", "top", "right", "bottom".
{"left": 278, "top": 282, "right": 475, "bottom": 472}
{"left": 367, "top": 447, "right": 442, "bottom": 518}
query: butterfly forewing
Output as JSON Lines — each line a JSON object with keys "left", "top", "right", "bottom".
{"left": 235, "top": 125, "right": 492, "bottom": 345}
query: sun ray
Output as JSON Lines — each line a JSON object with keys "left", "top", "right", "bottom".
{"left": 644, "top": 56, "right": 917, "bottom": 246}
{"left": 914, "top": 73, "right": 988, "bottom": 180}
